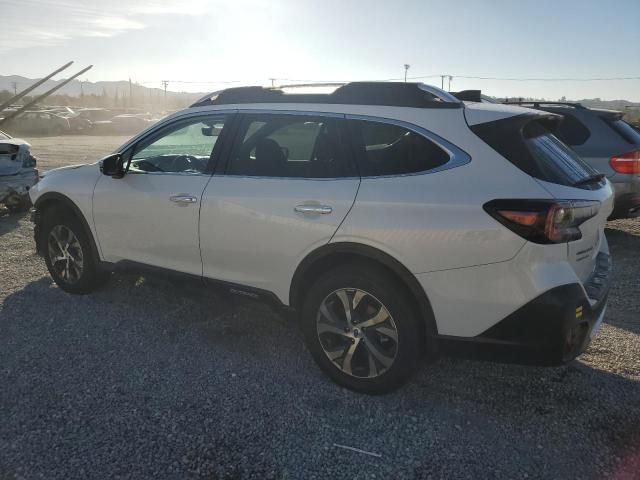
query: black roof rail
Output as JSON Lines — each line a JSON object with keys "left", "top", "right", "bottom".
{"left": 190, "top": 82, "right": 462, "bottom": 109}
{"left": 502, "top": 100, "right": 585, "bottom": 109}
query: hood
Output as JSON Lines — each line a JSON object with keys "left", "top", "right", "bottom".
{"left": 40, "top": 163, "right": 89, "bottom": 178}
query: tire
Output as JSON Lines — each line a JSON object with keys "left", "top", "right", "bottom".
{"left": 301, "top": 263, "right": 424, "bottom": 394}
{"left": 42, "top": 207, "right": 109, "bottom": 294}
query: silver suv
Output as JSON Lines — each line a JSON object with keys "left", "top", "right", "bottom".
{"left": 506, "top": 101, "right": 640, "bottom": 218}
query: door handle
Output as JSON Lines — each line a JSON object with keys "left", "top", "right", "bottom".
{"left": 170, "top": 194, "right": 198, "bottom": 204}
{"left": 294, "top": 204, "right": 332, "bottom": 215}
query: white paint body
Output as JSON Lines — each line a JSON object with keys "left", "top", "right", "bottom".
{"left": 30, "top": 99, "right": 613, "bottom": 339}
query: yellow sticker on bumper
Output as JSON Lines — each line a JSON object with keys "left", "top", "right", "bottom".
{"left": 576, "top": 306, "right": 583, "bottom": 318}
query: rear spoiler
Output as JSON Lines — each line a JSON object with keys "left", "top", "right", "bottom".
{"left": 452, "top": 90, "right": 482, "bottom": 102}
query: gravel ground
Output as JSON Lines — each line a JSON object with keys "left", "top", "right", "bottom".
{"left": 0, "top": 136, "right": 639, "bottom": 479}
{"left": 25, "top": 135, "right": 130, "bottom": 171}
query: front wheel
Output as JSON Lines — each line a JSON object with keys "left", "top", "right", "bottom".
{"left": 301, "top": 264, "right": 424, "bottom": 394}
{"left": 42, "top": 208, "right": 109, "bottom": 294}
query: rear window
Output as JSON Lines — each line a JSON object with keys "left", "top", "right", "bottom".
{"left": 471, "top": 115, "right": 600, "bottom": 189}
{"left": 604, "top": 118, "right": 640, "bottom": 145}
{"left": 523, "top": 122, "right": 598, "bottom": 186}
{"left": 555, "top": 113, "right": 591, "bottom": 146}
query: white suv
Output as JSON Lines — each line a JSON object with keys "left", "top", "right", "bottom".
{"left": 30, "top": 82, "right": 613, "bottom": 393}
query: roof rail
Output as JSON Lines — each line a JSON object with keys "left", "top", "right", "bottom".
{"left": 190, "top": 82, "right": 462, "bottom": 109}
{"left": 502, "top": 100, "right": 585, "bottom": 109}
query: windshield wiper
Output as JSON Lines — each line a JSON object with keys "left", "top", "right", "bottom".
{"left": 573, "top": 173, "right": 606, "bottom": 187}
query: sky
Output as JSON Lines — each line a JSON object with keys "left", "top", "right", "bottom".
{"left": 1, "top": 0, "right": 639, "bottom": 100}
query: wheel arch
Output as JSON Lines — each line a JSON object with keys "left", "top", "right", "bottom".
{"left": 33, "top": 192, "right": 101, "bottom": 260}
{"left": 290, "top": 242, "right": 439, "bottom": 339}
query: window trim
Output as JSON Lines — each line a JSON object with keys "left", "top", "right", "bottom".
{"left": 219, "top": 110, "right": 358, "bottom": 180}
{"left": 345, "top": 114, "right": 471, "bottom": 178}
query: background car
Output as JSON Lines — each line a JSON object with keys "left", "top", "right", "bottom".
{"left": 8, "top": 110, "right": 72, "bottom": 136}
{"left": 0, "top": 129, "right": 38, "bottom": 211}
{"left": 505, "top": 101, "right": 640, "bottom": 218}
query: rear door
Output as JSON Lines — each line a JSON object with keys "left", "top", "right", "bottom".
{"left": 199, "top": 111, "right": 360, "bottom": 301}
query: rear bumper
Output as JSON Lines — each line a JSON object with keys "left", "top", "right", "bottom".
{"left": 437, "top": 253, "right": 612, "bottom": 365}
{"left": 610, "top": 177, "right": 640, "bottom": 218}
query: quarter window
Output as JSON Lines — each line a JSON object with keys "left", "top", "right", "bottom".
{"left": 227, "top": 114, "right": 351, "bottom": 178}
{"left": 128, "top": 115, "right": 227, "bottom": 174}
{"left": 349, "top": 119, "right": 450, "bottom": 176}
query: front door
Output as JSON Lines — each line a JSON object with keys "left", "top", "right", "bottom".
{"left": 92, "top": 113, "right": 231, "bottom": 275}
{"left": 200, "top": 112, "right": 360, "bottom": 301}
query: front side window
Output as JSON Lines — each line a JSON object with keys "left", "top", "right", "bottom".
{"left": 128, "top": 115, "right": 227, "bottom": 174}
{"left": 349, "top": 119, "right": 450, "bottom": 176}
{"left": 226, "top": 114, "right": 351, "bottom": 178}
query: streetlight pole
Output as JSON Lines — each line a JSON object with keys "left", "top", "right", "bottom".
{"left": 403, "top": 64, "right": 410, "bottom": 82}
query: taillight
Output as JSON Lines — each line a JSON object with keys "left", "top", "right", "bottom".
{"left": 484, "top": 199, "right": 600, "bottom": 244}
{"left": 610, "top": 150, "right": 640, "bottom": 174}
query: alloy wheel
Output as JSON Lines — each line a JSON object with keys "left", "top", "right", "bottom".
{"left": 47, "top": 225, "right": 84, "bottom": 284}
{"left": 316, "top": 288, "right": 399, "bottom": 378}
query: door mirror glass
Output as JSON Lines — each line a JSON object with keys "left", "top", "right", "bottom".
{"left": 100, "top": 153, "right": 124, "bottom": 178}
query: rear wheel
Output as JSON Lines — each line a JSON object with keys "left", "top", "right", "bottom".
{"left": 301, "top": 264, "right": 423, "bottom": 393}
{"left": 42, "top": 208, "right": 109, "bottom": 294}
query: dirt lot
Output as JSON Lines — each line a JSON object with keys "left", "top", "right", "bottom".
{"left": 0, "top": 136, "right": 639, "bottom": 479}
{"left": 26, "top": 135, "right": 130, "bottom": 171}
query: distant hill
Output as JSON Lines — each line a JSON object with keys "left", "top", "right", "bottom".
{"left": 0, "top": 75, "right": 204, "bottom": 109}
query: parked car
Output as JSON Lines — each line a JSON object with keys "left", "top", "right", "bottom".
{"left": 9, "top": 110, "right": 72, "bottom": 136}
{"left": 29, "top": 82, "right": 613, "bottom": 393}
{"left": 504, "top": 101, "right": 640, "bottom": 219}
{"left": 91, "top": 114, "right": 155, "bottom": 135}
{"left": 74, "top": 108, "right": 113, "bottom": 123}
{"left": 0, "top": 129, "right": 38, "bottom": 211}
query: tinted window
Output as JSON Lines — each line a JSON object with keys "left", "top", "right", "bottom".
{"left": 523, "top": 121, "right": 598, "bottom": 186}
{"left": 555, "top": 113, "right": 590, "bottom": 145}
{"left": 128, "top": 115, "right": 226, "bottom": 174}
{"left": 604, "top": 118, "right": 640, "bottom": 145}
{"left": 472, "top": 116, "right": 600, "bottom": 189}
{"left": 349, "top": 119, "right": 449, "bottom": 176}
{"left": 227, "top": 115, "right": 351, "bottom": 178}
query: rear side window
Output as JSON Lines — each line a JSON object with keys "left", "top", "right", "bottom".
{"left": 348, "top": 119, "right": 450, "bottom": 176}
{"left": 604, "top": 118, "right": 640, "bottom": 145}
{"left": 555, "top": 113, "right": 590, "bottom": 146}
{"left": 226, "top": 114, "right": 353, "bottom": 178}
{"left": 471, "top": 115, "right": 600, "bottom": 189}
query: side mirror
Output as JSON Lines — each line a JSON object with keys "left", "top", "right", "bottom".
{"left": 100, "top": 153, "right": 125, "bottom": 178}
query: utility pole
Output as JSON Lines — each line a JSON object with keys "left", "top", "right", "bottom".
{"left": 11, "top": 82, "right": 18, "bottom": 95}
{"left": 80, "top": 79, "right": 84, "bottom": 106}
{"left": 403, "top": 64, "right": 410, "bottom": 82}
{"left": 448, "top": 75, "right": 453, "bottom": 91}
{"left": 129, "top": 78, "right": 133, "bottom": 109}
{"left": 440, "top": 75, "right": 446, "bottom": 89}
{"left": 161, "top": 80, "right": 169, "bottom": 111}
{"left": 269, "top": 78, "right": 276, "bottom": 88}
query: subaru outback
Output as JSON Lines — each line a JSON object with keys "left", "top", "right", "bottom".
{"left": 30, "top": 82, "right": 613, "bottom": 393}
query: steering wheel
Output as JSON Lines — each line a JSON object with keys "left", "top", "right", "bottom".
{"left": 170, "top": 155, "right": 199, "bottom": 172}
